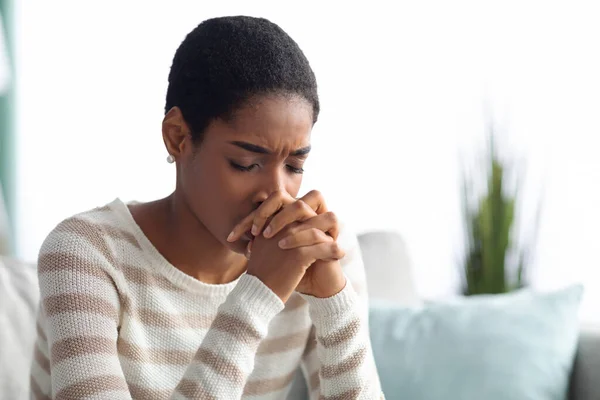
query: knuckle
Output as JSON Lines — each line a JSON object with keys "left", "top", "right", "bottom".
{"left": 307, "top": 189, "right": 322, "bottom": 199}
{"left": 256, "top": 209, "right": 271, "bottom": 221}
{"left": 331, "top": 243, "right": 344, "bottom": 257}
{"left": 309, "top": 228, "right": 323, "bottom": 241}
{"left": 324, "top": 211, "right": 338, "bottom": 224}
{"left": 293, "top": 200, "right": 306, "bottom": 211}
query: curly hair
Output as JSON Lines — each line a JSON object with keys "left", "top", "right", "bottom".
{"left": 165, "top": 16, "right": 319, "bottom": 142}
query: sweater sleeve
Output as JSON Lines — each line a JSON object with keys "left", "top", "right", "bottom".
{"left": 33, "top": 217, "right": 283, "bottom": 400}
{"left": 298, "top": 225, "right": 384, "bottom": 400}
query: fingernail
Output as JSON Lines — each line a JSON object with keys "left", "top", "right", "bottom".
{"left": 247, "top": 241, "right": 252, "bottom": 253}
{"left": 278, "top": 238, "right": 288, "bottom": 248}
{"left": 251, "top": 224, "right": 259, "bottom": 236}
{"left": 227, "top": 231, "right": 235, "bottom": 242}
{"left": 263, "top": 226, "right": 272, "bottom": 237}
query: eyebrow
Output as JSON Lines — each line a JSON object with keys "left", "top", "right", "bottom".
{"left": 229, "top": 141, "right": 311, "bottom": 156}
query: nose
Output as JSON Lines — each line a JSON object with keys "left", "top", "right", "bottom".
{"left": 252, "top": 167, "right": 287, "bottom": 206}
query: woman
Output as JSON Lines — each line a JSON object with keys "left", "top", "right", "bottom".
{"left": 30, "top": 16, "right": 383, "bottom": 399}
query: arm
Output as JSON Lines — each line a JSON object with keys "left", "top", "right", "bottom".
{"left": 299, "top": 225, "right": 384, "bottom": 400}
{"left": 33, "top": 217, "right": 283, "bottom": 400}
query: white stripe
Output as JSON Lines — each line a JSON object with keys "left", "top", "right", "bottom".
{"left": 250, "top": 348, "right": 303, "bottom": 380}
{"left": 119, "top": 318, "right": 204, "bottom": 351}
{"left": 39, "top": 269, "right": 120, "bottom": 304}
{"left": 118, "top": 357, "right": 188, "bottom": 389}
{"left": 46, "top": 312, "right": 117, "bottom": 342}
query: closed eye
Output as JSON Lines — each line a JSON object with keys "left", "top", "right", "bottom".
{"left": 286, "top": 165, "right": 304, "bottom": 174}
{"left": 229, "top": 161, "right": 258, "bottom": 172}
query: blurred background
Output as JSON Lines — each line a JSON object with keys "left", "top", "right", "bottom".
{"left": 1, "top": 1, "right": 598, "bottom": 321}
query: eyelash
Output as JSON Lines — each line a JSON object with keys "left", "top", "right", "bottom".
{"left": 229, "top": 162, "right": 304, "bottom": 174}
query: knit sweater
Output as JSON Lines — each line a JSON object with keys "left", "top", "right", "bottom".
{"left": 30, "top": 198, "right": 383, "bottom": 399}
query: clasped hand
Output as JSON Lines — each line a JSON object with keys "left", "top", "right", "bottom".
{"left": 227, "top": 190, "right": 346, "bottom": 302}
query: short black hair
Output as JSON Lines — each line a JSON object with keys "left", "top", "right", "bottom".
{"left": 165, "top": 16, "right": 319, "bottom": 142}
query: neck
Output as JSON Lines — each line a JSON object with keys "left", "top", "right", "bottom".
{"left": 130, "top": 193, "right": 247, "bottom": 285}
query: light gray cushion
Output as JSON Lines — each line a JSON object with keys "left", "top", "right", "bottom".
{"left": 357, "top": 231, "right": 421, "bottom": 307}
{"left": 0, "top": 257, "right": 39, "bottom": 399}
{"left": 569, "top": 325, "right": 600, "bottom": 400}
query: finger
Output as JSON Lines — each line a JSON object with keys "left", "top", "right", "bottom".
{"left": 227, "top": 190, "right": 294, "bottom": 242}
{"left": 293, "top": 211, "right": 340, "bottom": 240}
{"left": 299, "top": 190, "right": 328, "bottom": 215}
{"left": 227, "top": 212, "right": 257, "bottom": 242}
{"left": 250, "top": 191, "right": 296, "bottom": 236}
{"left": 297, "top": 241, "right": 345, "bottom": 263}
{"left": 263, "top": 200, "right": 317, "bottom": 238}
{"left": 278, "top": 228, "right": 332, "bottom": 249}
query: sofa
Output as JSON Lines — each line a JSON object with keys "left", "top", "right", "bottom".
{"left": 1, "top": 231, "right": 599, "bottom": 399}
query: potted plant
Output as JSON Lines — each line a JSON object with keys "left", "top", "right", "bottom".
{"left": 460, "top": 128, "right": 540, "bottom": 295}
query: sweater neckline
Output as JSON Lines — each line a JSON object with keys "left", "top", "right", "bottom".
{"left": 107, "top": 198, "right": 243, "bottom": 296}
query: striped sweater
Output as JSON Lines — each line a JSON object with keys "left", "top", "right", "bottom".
{"left": 30, "top": 198, "right": 383, "bottom": 399}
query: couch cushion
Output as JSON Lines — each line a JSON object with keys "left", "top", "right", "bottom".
{"left": 369, "top": 285, "right": 583, "bottom": 400}
{"left": 0, "top": 257, "right": 39, "bottom": 399}
{"left": 357, "top": 231, "right": 420, "bottom": 307}
{"left": 569, "top": 325, "right": 600, "bottom": 400}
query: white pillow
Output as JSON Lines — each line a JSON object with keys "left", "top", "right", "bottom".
{"left": 0, "top": 257, "right": 39, "bottom": 399}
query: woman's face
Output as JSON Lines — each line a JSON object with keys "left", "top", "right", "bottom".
{"left": 178, "top": 95, "right": 314, "bottom": 254}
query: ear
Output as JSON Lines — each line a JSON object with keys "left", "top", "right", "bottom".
{"left": 162, "top": 107, "right": 193, "bottom": 161}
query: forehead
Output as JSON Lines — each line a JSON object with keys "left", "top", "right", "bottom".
{"left": 206, "top": 95, "right": 314, "bottom": 150}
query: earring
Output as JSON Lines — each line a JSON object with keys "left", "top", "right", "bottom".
{"left": 166, "top": 154, "right": 175, "bottom": 164}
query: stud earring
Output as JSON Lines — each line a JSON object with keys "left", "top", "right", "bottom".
{"left": 166, "top": 154, "right": 175, "bottom": 164}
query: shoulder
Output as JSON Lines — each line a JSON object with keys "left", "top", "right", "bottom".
{"left": 38, "top": 199, "right": 139, "bottom": 269}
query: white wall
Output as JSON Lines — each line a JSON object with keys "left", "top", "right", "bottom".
{"left": 14, "top": 1, "right": 600, "bottom": 322}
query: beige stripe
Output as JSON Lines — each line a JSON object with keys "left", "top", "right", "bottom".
{"left": 134, "top": 307, "right": 214, "bottom": 329}
{"left": 195, "top": 348, "right": 245, "bottom": 385}
{"left": 257, "top": 328, "right": 310, "bottom": 355}
{"left": 319, "top": 318, "right": 361, "bottom": 348}
{"left": 44, "top": 293, "right": 119, "bottom": 323}
{"left": 119, "top": 262, "right": 185, "bottom": 293}
{"left": 117, "top": 339, "right": 193, "bottom": 365}
{"left": 34, "top": 343, "right": 51, "bottom": 375}
{"left": 53, "top": 218, "right": 117, "bottom": 265}
{"left": 319, "top": 387, "right": 361, "bottom": 400}
{"left": 176, "top": 379, "right": 218, "bottom": 400}
{"left": 94, "top": 205, "right": 112, "bottom": 213}
{"left": 321, "top": 347, "right": 367, "bottom": 379}
{"left": 309, "top": 370, "right": 320, "bottom": 392}
{"left": 243, "top": 369, "right": 297, "bottom": 396}
{"left": 30, "top": 375, "right": 51, "bottom": 400}
{"left": 57, "top": 215, "right": 141, "bottom": 251}
{"left": 178, "top": 379, "right": 221, "bottom": 400}
{"left": 283, "top": 293, "right": 307, "bottom": 311}
{"left": 211, "top": 313, "right": 262, "bottom": 345}
{"left": 38, "top": 252, "right": 116, "bottom": 284}
{"left": 52, "top": 336, "right": 116, "bottom": 365}
{"left": 99, "top": 222, "right": 142, "bottom": 250}
{"left": 55, "top": 375, "right": 129, "bottom": 399}
{"left": 303, "top": 325, "right": 317, "bottom": 357}
{"left": 129, "top": 384, "right": 173, "bottom": 400}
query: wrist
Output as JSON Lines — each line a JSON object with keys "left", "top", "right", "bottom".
{"left": 301, "top": 274, "right": 347, "bottom": 298}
